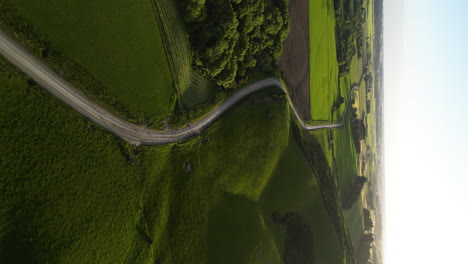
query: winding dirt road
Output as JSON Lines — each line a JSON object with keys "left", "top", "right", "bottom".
{"left": 0, "top": 29, "right": 359, "bottom": 145}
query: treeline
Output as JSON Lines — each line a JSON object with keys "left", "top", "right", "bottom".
{"left": 357, "top": 232, "right": 374, "bottom": 264}
{"left": 374, "top": 0, "right": 383, "bottom": 68}
{"left": 363, "top": 208, "right": 374, "bottom": 231}
{"left": 177, "top": 0, "right": 289, "bottom": 88}
{"left": 350, "top": 106, "right": 366, "bottom": 153}
{"left": 334, "top": 0, "right": 367, "bottom": 76}
{"left": 342, "top": 176, "right": 367, "bottom": 209}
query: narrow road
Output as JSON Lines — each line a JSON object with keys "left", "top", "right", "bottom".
{"left": 0, "top": 29, "right": 359, "bottom": 145}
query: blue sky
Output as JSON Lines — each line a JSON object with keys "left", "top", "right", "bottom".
{"left": 384, "top": 0, "right": 468, "bottom": 263}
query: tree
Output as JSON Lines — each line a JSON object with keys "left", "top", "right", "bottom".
{"left": 352, "top": 118, "right": 367, "bottom": 140}
{"left": 342, "top": 176, "right": 368, "bottom": 209}
{"left": 363, "top": 208, "right": 374, "bottom": 231}
{"left": 177, "top": 0, "right": 289, "bottom": 88}
{"left": 332, "top": 96, "right": 345, "bottom": 112}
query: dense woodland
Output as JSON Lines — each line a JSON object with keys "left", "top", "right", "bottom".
{"left": 334, "top": 0, "right": 367, "bottom": 75}
{"left": 357, "top": 232, "right": 374, "bottom": 264}
{"left": 177, "top": 0, "right": 289, "bottom": 88}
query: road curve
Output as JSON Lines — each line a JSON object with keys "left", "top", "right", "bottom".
{"left": 0, "top": 29, "right": 359, "bottom": 145}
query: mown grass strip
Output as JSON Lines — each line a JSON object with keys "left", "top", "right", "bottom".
{"left": 152, "top": 0, "right": 211, "bottom": 112}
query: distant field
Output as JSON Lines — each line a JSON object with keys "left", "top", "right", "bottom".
{"left": 309, "top": 0, "right": 339, "bottom": 121}
{"left": 350, "top": 55, "right": 363, "bottom": 84}
{"left": 333, "top": 105, "right": 364, "bottom": 256}
{"left": 334, "top": 112, "right": 359, "bottom": 199}
{"left": 10, "top": 0, "right": 175, "bottom": 118}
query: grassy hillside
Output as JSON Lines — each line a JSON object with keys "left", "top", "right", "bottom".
{"left": 333, "top": 111, "right": 364, "bottom": 257}
{"left": 8, "top": 0, "right": 175, "bottom": 119}
{"left": 259, "top": 134, "right": 345, "bottom": 264}
{"left": 334, "top": 112, "right": 359, "bottom": 197}
{"left": 309, "top": 0, "right": 339, "bottom": 121}
{"left": 0, "top": 58, "right": 302, "bottom": 263}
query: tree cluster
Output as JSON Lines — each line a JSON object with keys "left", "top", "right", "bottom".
{"left": 350, "top": 108, "right": 366, "bottom": 153}
{"left": 352, "top": 118, "right": 367, "bottom": 140}
{"left": 334, "top": 0, "right": 367, "bottom": 75}
{"left": 332, "top": 95, "right": 345, "bottom": 112}
{"left": 342, "top": 176, "right": 367, "bottom": 209}
{"left": 177, "top": 0, "right": 289, "bottom": 88}
{"left": 363, "top": 208, "right": 374, "bottom": 231}
{"left": 357, "top": 233, "right": 374, "bottom": 264}
{"left": 271, "top": 211, "right": 315, "bottom": 264}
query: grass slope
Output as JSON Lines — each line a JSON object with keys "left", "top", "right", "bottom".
{"left": 9, "top": 0, "right": 174, "bottom": 118}
{"left": 0, "top": 59, "right": 297, "bottom": 263}
{"left": 309, "top": 0, "right": 339, "bottom": 121}
{"left": 259, "top": 133, "right": 345, "bottom": 264}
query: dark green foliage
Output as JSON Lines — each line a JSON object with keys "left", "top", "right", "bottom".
{"left": 281, "top": 213, "right": 315, "bottom": 264}
{"left": 333, "top": 96, "right": 346, "bottom": 112}
{"left": 357, "top": 233, "right": 374, "bottom": 264}
{"left": 177, "top": 0, "right": 289, "bottom": 88}
{"left": 352, "top": 118, "right": 366, "bottom": 140}
{"left": 342, "top": 176, "right": 367, "bottom": 209}
{"left": 334, "top": 0, "right": 367, "bottom": 76}
{"left": 351, "top": 118, "right": 366, "bottom": 155}
{"left": 363, "top": 208, "right": 374, "bottom": 231}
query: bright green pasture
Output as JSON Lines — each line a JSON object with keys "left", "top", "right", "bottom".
{"left": 11, "top": 0, "right": 174, "bottom": 117}
{"left": 350, "top": 55, "right": 363, "bottom": 84}
{"left": 333, "top": 112, "right": 359, "bottom": 198}
{"left": 309, "top": 0, "right": 339, "bottom": 121}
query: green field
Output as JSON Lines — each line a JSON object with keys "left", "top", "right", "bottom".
{"left": 309, "top": 0, "right": 340, "bottom": 121}
{"left": 0, "top": 0, "right": 381, "bottom": 262}
{"left": 0, "top": 55, "right": 354, "bottom": 262}
{"left": 343, "top": 200, "right": 364, "bottom": 253}
{"left": 0, "top": 60, "right": 286, "bottom": 263}
{"left": 313, "top": 111, "right": 363, "bottom": 257}
{"left": 259, "top": 134, "right": 345, "bottom": 264}
{"left": 10, "top": 0, "right": 175, "bottom": 118}
{"left": 333, "top": 112, "right": 365, "bottom": 257}
{"left": 334, "top": 112, "right": 359, "bottom": 197}
{"left": 308, "top": 0, "right": 377, "bottom": 261}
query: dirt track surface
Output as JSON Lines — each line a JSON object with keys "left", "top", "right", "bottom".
{"left": 0, "top": 29, "right": 358, "bottom": 146}
{"left": 279, "top": 0, "right": 310, "bottom": 120}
